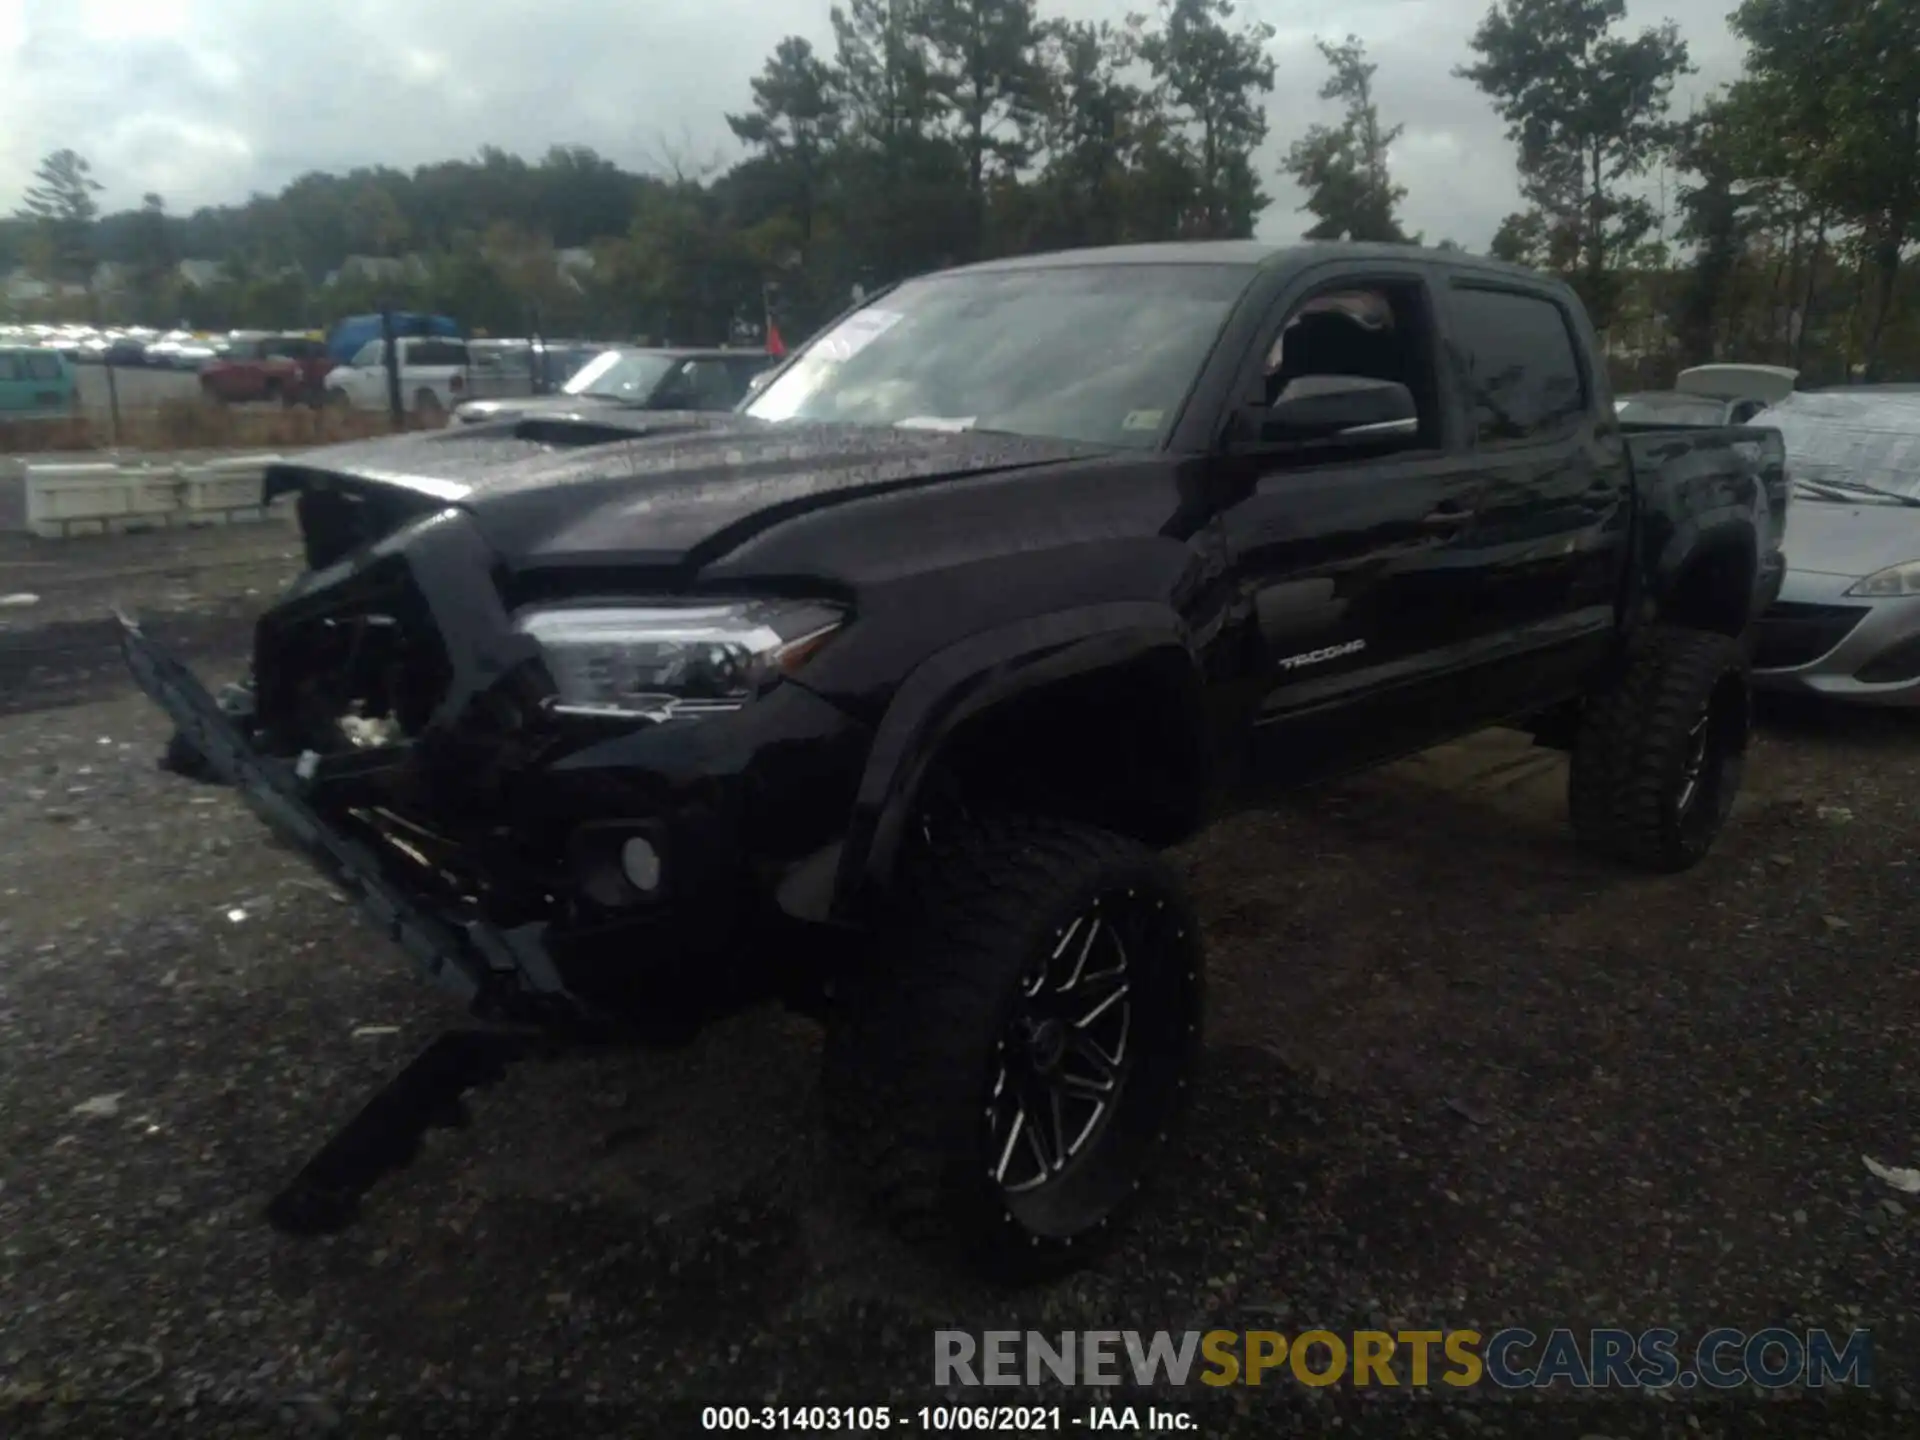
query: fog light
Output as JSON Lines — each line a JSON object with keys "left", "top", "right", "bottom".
{"left": 620, "top": 836, "right": 662, "bottom": 893}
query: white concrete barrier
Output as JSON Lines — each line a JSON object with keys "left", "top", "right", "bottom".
{"left": 25, "top": 453, "right": 286, "bottom": 538}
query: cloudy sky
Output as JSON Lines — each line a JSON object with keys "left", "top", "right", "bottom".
{"left": 1, "top": 0, "right": 1750, "bottom": 252}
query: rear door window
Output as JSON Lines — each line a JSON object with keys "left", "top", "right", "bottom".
{"left": 682, "top": 358, "right": 743, "bottom": 408}
{"left": 24, "top": 352, "right": 63, "bottom": 380}
{"left": 1447, "top": 285, "right": 1588, "bottom": 445}
{"left": 727, "top": 356, "right": 772, "bottom": 396}
{"left": 409, "top": 339, "right": 468, "bottom": 367}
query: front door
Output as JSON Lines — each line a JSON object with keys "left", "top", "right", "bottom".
{"left": 1210, "top": 267, "right": 1498, "bottom": 785}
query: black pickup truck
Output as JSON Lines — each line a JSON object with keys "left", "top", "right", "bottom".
{"left": 123, "top": 241, "right": 1787, "bottom": 1280}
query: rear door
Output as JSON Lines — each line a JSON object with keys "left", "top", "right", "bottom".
{"left": 725, "top": 354, "right": 774, "bottom": 404}
{"left": 1432, "top": 277, "right": 1631, "bottom": 710}
{"left": 680, "top": 357, "right": 745, "bottom": 410}
{"left": 404, "top": 338, "right": 470, "bottom": 405}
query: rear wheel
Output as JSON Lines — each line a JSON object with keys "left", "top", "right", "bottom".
{"left": 824, "top": 814, "right": 1203, "bottom": 1281}
{"left": 1568, "top": 624, "right": 1750, "bottom": 872}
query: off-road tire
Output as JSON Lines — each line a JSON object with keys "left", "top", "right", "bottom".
{"left": 1568, "top": 624, "right": 1751, "bottom": 873}
{"left": 823, "top": 814, "right": 1203, "bottom": 1282}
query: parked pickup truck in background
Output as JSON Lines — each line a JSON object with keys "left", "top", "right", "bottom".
{"left": 124, "top": 241, "right": 1786, "bottom": 1281}
{"left": 451, "top": 346, "right": 775, "bottom": 425}
{"left": 321, "top": 336, "right": 471, "bottom": 418}
{"left": 199, "top": 332, "right": 335, "bottom": 406}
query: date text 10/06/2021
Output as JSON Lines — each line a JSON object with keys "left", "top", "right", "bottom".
{"left": 702, "top": 1406, "right": 1193, "bottom": 1432}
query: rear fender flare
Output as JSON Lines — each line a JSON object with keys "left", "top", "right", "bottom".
{"left": 1627, "top": 433, "right": 1772, "bottom": 635}
{"left": 829, "top": 602, "right": 1200, "bottom": 923}
{"left": 1642, "top": 514, "right": 1761, "bottom": 634}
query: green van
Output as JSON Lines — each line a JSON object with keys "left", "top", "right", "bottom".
{"left": 0, "top": 345, "right": 77, "bottom": 417}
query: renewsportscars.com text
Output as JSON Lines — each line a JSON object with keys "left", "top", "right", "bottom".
{"left": 934, "top": 1327, "right": 1873, "bottom": 1390}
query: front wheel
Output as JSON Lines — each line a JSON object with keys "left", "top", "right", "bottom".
{"left": 824, "top": 814, "right": 1203, "bottom": 1281}
{"left": 1568, "top": 624, "right": 1751, "bottom": 873}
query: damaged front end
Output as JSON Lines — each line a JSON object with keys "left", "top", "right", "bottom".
{"left": 123, "top": 613, "right": 566, "bottom": 1016}
{"left": 122, "top": 461, "right": 870, "bottom": 1027}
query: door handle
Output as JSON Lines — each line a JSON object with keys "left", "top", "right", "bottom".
{"left": 1419, "top": 504, "right": 1474, "bottom": 530}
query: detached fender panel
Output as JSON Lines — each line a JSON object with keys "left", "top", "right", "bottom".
{"left": 829, "top": 602, "right": 1201, "bottom": 922}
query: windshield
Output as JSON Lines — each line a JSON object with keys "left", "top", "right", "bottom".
{"left": 743, "top": 263, "right": 1252, "bottom": 448}
{"left": 564, "top": 350, "right": 678, "bottom": 400}
{"left": 1766, "top": 391, "right": 1920, "bottom": 501}
{"left": 1616, "top": 394, "right": 1727, "bottom": 426}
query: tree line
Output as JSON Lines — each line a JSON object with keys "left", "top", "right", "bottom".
{"left": 6, "top": 0, "right": 1918, "bottom": 381}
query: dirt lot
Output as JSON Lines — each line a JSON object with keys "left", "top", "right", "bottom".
{"left": 1, "top": 521, "right": 1916, "bottom": 1438}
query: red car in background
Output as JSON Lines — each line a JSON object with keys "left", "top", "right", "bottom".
{"left": 199, "top": 333, "right": 334, "bottom": 405}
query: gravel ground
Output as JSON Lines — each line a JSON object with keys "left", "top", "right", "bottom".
{"left": 1, "top": 524, "right": 1916, "bottom": 1439}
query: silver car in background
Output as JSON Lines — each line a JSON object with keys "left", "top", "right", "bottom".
{"left": 1751, "top": 388, "right": 1920, "bottom": 705}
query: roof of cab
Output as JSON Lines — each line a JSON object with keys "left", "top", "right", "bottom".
{"left": 941, "top": 239, "right": 1550, "bottom": 286}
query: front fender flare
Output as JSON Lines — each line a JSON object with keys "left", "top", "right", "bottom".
{"left": 828, "top": 602, "right": 1200, "bottom": 923}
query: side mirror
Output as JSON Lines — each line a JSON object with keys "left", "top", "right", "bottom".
{"left": 1258, "top": 376, "right": 1418, "bottom": 444}
{"left": 746, "top": 369, "right": 772, "bottom": 394}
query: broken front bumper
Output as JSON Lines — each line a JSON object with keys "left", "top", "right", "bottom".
{"left": 118, "top": 614, "right": 576, "bottom": 1018}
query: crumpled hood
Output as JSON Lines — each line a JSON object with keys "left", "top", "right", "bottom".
{"left": 268, "top": 412, "right": 1097, "bottom": 570}
{"left": 1785, "top": 499, "right": 1920, "bottom": 578}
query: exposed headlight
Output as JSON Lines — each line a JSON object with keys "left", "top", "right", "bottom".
{"left": 1846, "top": 561, "right": 1920, "bottom": 598}
{"left": 514, "top": 600, "right": 845, "bottom": 720}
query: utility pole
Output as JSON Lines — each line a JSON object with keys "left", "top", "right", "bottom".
{"left": 379, "top": 302, "right": 402, "bottom": 429}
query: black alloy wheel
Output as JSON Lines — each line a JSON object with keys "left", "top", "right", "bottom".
{"left": 826, "top": 814, "right": 1203, "bottom": 1281}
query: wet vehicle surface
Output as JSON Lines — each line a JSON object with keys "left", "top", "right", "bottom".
{"left": 110, "top": 242, "right": 1802, "bottom": 1284}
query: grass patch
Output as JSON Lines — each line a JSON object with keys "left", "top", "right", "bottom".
{"left": 0, "top": 402, "right": 441, "bottom": 456}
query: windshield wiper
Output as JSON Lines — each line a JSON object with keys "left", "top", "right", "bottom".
{"left": 1793, "top": 477, "right": 1920, "bottom": 509}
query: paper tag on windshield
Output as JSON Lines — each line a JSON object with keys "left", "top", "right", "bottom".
{"left": 816, "top": 309, "right": 903, "bottom": 362}
{"left": 1123, "top": 409, "right": 1164, "bottom": 432}
{"left": 896, "top": 415, "right": 976, "bottom": 433}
